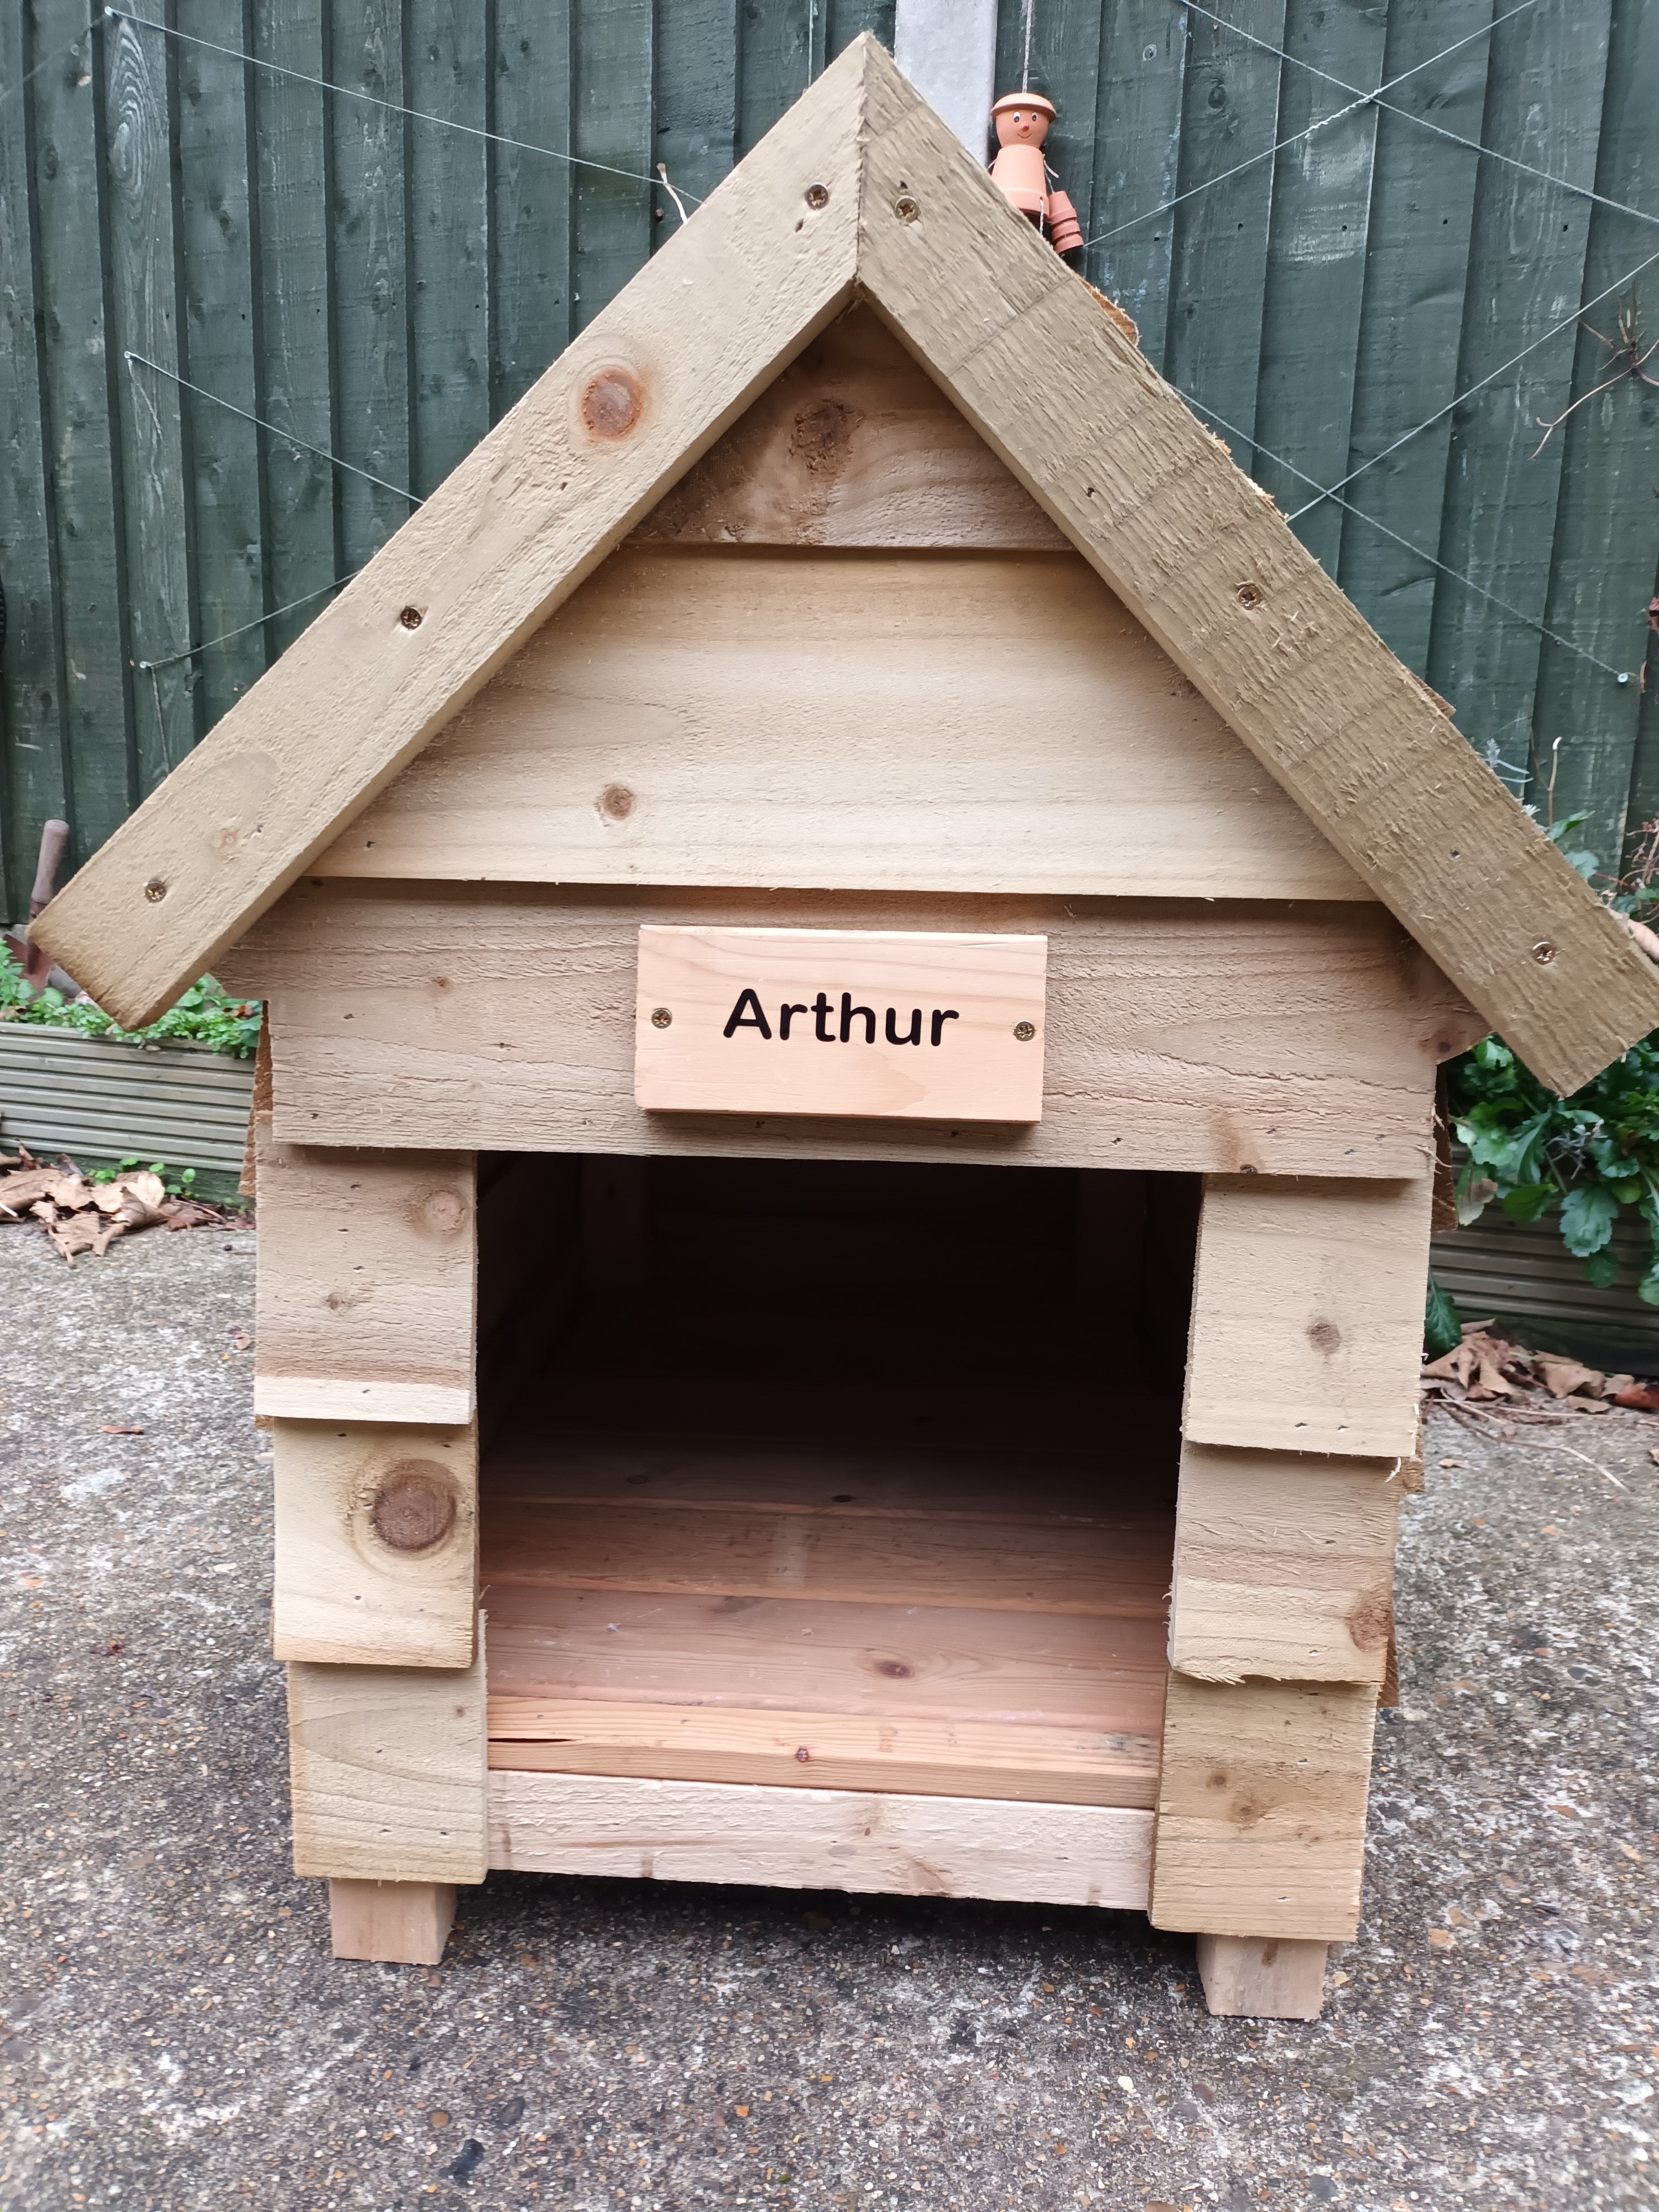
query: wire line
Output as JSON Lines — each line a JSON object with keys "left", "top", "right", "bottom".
{"left": 137, "top": 576, "right": 357, "bottom": 675}
{"left": 103, "top": 6, "right": 695, "bottom": 203}
{"left": 1183, "top": 396, "right": 1631, "bottom": 682}
{"left": 0, "top": 9, "right": 101, "bottom": 113}
{"left": 1082, "top": 0, "right": 1545, "bottom": 252}
{"left": 1179, "top": 0, "right": 1659, "bottom": 234}
{"left": 1289, "top": 241, "right": 1659, "bottom": 520}
{"left": 124, "top": 352, "right": 422, "bottom": 505}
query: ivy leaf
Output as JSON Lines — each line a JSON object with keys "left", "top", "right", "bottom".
{"left": 1585, "top": 1251, "right": 1623, "bottom": 1290}
{"left": 1564, "top": 849, "right": 1600, "bottom": 881}
{"left": 1639, "top": 1270, "right": 1659, "bottom": 1308}
{"left": 1425, "top": 1275, "right": 1462, "bottom": 1358}
{"left": 1559, "top": 1183, "right": 1618, "bottom": 1258}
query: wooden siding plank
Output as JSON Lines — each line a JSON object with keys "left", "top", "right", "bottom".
{"left": 35, "top": 45, "right": 864, "bottom": 1024}
{"left": 227, "top": 881, "right": 1469, "bottom": 1176}
{"left": 329, "top": 0, "right": 415, "bottom": 572}
{"left": 1149, "top": 1673, "right": 1377, "bottom": 1940}
{"left": 738, "top": 0, "right": 820, "bottom": 159}
{"left": 273, "top": 1418, "right": 478, "bottom": 1668}
{"left": 488, "top": 0, "right": 574, "bottom": 418}
{"left": 488, "top": 1700, "right": 1159, "bottom": 1807}
{"left": 175, "top": 0, "right": 271, "bottom": 734}
{"left": 1532, "top": 0, "right": 1659, "bottom": 860}
{"left": 250, "top": 3, "right": 341, "bottom": 656}
{"left": 830, "top": 2, "right": 896, "bottom": 62}
{"left": 289, "top": 1637, "right": 488, "bottom": 1882}
{"left": 32, "top": 3, "right": 138, "bottom": 864}
{"left": 0, "top": 2, "right": 69, "bottom": 920}
{"left": 1250, "top": 0, "right": 1387, "bottom": 577}
{"left": 1169, "top": 1442, "right": 1401, "bottom": 1686}
{"left": 105, "top": 8, "right": 198, "bottom": 797}
{"left": 1084, "top": 1, "right": 1188, "bottom": 375}
{"left": 252, "top": 1090, "right": 477, "bottom": 1421}
{"left": 488, "top": 1768, "right": 1153, "bottom": 1906}
{"left": 572, "top": 0, "right": 654, "bottom": 331}
{"left": 1425, "top": 2, "right": 1614, "bottom": 805}
{"left": 1334, "top": 0, "right": 1494, "bottom": 675}
{"left": 1161, "top": 0, "right": 1286, "bottom": 477}
{"left": 1183, "top": 1174, "right": 1432, "bottom": 1459}
{"left": 631, "top": 308, "right": 1066, "bottom": 545}
{"left": 854, "top": 51, "right": 1659, "bottom": 1094}
{"left": 406, "top": 0, "right": 491, "bottom": 495}
{"left": 315, "top": 545, "right": 1359, "bottom": 899}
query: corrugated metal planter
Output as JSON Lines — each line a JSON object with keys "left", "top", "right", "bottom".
{"left": 0, "top": 1025, "right": 254, "bottom": 1177}
{"left": 1431, "top": 1206, "right": 1659, "bottom": 1366}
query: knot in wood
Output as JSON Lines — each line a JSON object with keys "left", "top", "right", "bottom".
{"left": 581, "top": 366, "right": 644, "bottom": 440}
{"left": 599, "top": 781, "right": 635, "bottom": 821}
{"left": 369, "top": 1459, "right": 457, "bottom": 1553}
{"left": 1306, "top": 1318, "right": 1342, "bottom": 1357}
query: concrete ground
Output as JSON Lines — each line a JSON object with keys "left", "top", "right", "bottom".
{"left": 2, "top": 1227, "right": 1656, "bottom": 2212}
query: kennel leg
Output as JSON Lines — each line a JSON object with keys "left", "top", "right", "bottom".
{"left": 1194, "top": 1934, "right": 1329, "bottom": 2020}
{"left": 329, "top": 1879, "right": 457, "bottom": 1965}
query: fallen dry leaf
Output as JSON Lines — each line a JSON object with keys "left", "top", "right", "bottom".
{"left": 226, "top": 1326, "right": 252, "bottom": 1353}
{"left": 45, "top": 1212, "right": 125, "bottom": 1266}
{"left": 1536, "top": 1354, "right": 1605, "bottom": 1400}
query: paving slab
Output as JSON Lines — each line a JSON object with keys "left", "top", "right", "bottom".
{"left": 1, "top": 1225, "right": 1655, "bottom": 2210}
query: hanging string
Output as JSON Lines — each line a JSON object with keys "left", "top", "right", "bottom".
{"left": 1020, "top": 0, "right": 1035, "bottom": 93}
{"left": 1289, "top": 240, "right": 1659, "bottom": 520}
{"left": 1181, "top": 395, "right": 1632, "bottom": 683}
{"left": 103, "top": 7, "right": 697, "bottom": 205}
{"left": 1082, "top": 0, "right": 1543, "bottom": 252}
{"left": 1178, "top": 0, "right": 1659, "bottom": 236}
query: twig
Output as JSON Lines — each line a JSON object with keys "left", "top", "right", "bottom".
{"left": 656, "top": 163, "right": 688, "bottom": 226}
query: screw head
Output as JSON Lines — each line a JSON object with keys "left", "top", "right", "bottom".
{"left": 804, "top": 182, "right": 830, "bottom": 210}
{"left": 398, "top": 604, "right": 423, "bottom": 629}
{"left": 1532, "top": 939, "right": 1557, "bottom": 966}
{"left": 1235, "top": 582, "right": 1264, "bottom": 610}
{"left": 144, "top": 877, "right": 167, "bottom": 903}
{"left": 1013, "top": 1020, "right": 1036, "bottom": 1041}
{"left": 651, "top": 1006, "right": 673, "bottom": 1029}
{"left": 894, "top": 194, "right": 920, "bottom": 223}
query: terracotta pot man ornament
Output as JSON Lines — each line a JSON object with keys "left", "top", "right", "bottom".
{"left": 988, "top": 91, "right": 1084, "bottom": 255}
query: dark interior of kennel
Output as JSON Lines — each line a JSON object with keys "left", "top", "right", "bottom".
{"left": 474, "top": 1154, "right": 1197, "bottom": 1810}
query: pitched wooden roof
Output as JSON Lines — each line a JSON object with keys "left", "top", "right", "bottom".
{"left": 36, "top": 36, "right": 1659, "bottom": 1094}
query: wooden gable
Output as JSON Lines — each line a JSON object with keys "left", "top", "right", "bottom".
{"left": 314, "top": 310, "right": 1366, "bottom": 905}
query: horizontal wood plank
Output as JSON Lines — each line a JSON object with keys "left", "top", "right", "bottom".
{"left": 273, "top": 1420, "right": 478, "bottom": 1669}
{"left": 1149, "top": 1674, "right": 1378, "bottom": 1942}
{"left": 288, "top": 1640, "right": 488, "bottom": 1884}
{"left": 487, "top": 1698, "right": 1158, "bottom": 1807}
{"left": 630, "top": 300, "right": 1068, "bottom": 549}
{"left": 481, "top": 1493, "right": 1170, "bottom": 1616}
{"left": 223, "top": 883, "right": 1475, "bottom": 1177}
{"left": 1183, "top": 1175, "right": 1433, "bottom": 1458}
{"left": 484, "top": 1584, "right": 1170, "bottom": 1734}
{"left": 1168, "top": 1443, "right": 1401, "bottom": 1685}
{"left": 488, "top": 1769, "right": 1153, "bottom": 1907}
{"left": 314, "top": 545, "right": 1369, "bottom": 905}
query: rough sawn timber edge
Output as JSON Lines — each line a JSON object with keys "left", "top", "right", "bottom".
{"left": 849, "top": 54, "right": 1659, "bottom": 1096}
{"left": 35, "top": 38, "right": 1659, "bottom": 1092}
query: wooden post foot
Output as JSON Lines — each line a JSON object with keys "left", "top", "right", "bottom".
{"left": 1195, "top": 1933, "right": 1329, "bottom": 2020}
{"left": 328, "top": 1879, "right": 457, "bottom": 1965}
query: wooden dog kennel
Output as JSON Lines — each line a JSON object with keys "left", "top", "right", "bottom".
{"left": 39, "top": 39, "right": 1659, "bottom": 2020}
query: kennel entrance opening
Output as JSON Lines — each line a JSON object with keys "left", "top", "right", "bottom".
{"left": 478, "top": 1154, "right": 1196, "bottom": 1811}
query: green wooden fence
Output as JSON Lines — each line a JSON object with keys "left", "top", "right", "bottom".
{"left": 3, "top": 0, "right": 1657, "bottom": 945}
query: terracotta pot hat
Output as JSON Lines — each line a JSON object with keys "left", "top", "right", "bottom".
{"left": 990, "top": 91, "right": 1057, "bottom": 122}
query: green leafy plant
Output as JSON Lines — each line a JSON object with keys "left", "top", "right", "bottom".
{"left": 1447, "top": 1031, "right": 1659, "bottom": 1305}
{"left": 0, "top": 946, "right": 260, "bottom": 1058}
{"left": 90, "top": 1154, "right": 199, "bottom": 1198}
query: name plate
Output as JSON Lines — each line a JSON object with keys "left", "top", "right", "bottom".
{"left": 634, "top": 926, "right": 1047, "bottom": 1122}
